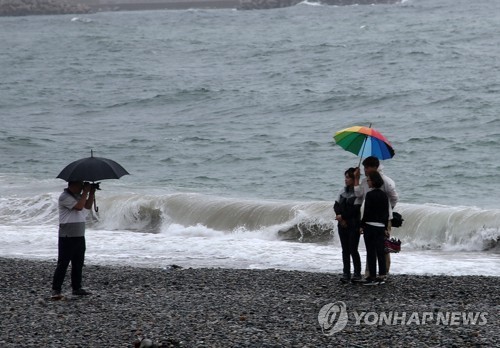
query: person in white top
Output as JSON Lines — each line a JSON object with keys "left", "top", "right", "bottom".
{"left": 51, "top": 181, "right": 96, "bottom": 299}
{"left": 354, "top": 156, "right": 399, "bottom": 276}
{"left": 354, "top": 157, "right": 398, "bottom": 210}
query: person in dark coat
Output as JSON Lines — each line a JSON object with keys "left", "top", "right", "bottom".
{"left": 360, "top": 171, "right": 391, "bottom": 285}
{"left": 334, "top": 168, "right": 361, "bottom": 282}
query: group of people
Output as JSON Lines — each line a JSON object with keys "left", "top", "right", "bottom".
{"left": 334, "top": 156, "right": 398, "bottom": 286}
{"left": 50, "top": 155, "right": 397, "bottom": 298}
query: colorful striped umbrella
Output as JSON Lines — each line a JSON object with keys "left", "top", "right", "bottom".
{"left": 334, "top": 125, "right": 395, "bottom": 161}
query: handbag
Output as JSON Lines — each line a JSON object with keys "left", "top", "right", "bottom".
{"left": 384, "top": 238, "right": 402, "bottom": 253}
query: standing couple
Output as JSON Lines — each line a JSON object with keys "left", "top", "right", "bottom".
{"left": 333, "top": 156, "right": 398, "bottom": 285}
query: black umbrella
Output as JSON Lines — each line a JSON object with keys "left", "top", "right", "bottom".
{"left": 57, "top": 150, "right": 129, "bottom": 212}
{"left": 57, "top": 150, "right": 129, "bottom": 182}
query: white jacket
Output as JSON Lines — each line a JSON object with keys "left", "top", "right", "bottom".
{"left": 354, "top": 165, "right": 399, "bottom": 209}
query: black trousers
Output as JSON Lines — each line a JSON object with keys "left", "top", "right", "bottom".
{"left": 338, "top": 220, "right": 361, "bottom": 276}
{"left": 363, "top": 225, "right": 387, "bottom": 279}
{"left": 52, "top": 236, "right": 86, "bottom": 291}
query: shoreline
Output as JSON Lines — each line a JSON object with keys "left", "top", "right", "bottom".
{"left": 1, "top": 257, "right": 498, "bottom": 347}
{"left": 0, "top": 0, "right": 401, "bottom": 16}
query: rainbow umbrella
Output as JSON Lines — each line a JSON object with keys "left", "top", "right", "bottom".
{"left": 334, "top": 125, "right": 395, "bottom": 163}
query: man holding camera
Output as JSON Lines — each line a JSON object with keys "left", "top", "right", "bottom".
{"left": 51, "top": 180, "right": 96, "bottom": 299}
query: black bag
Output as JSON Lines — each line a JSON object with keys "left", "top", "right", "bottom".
{"left": 391, "top": 212, "right": 404, "bottom": 228}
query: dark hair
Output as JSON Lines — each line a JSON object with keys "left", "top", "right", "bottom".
{"left": 362, "top": 156, "right": 380, "bottom": 168}
{"left": 344, "top": 167, "right": 356, "bottom": 179}
{"left": 367, "top": 171, "right": 384, "bottom": 189}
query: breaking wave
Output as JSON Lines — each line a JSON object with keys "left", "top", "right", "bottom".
{"left": 2, "top": 192, "right": 499, "bottom": 252}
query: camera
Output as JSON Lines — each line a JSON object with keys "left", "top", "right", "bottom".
{"left": 84, "top": 182, "right": 101, "bottom": 190}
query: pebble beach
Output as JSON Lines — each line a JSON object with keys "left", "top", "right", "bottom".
{"left": 0, "top": 257, "right": 498, "bottom": 347}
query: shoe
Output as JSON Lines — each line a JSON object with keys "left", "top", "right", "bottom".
{"left": 375, "top": 277, "right": 386, "bottom": 285}
{"left": 351, "top": 273, "right": 362, "bottom": 282}
{"left": 339, "top": 273, "right": 351, "bottom": 283}
{"left": 377, "top": 274, "right": 388, "bottom": 284}
{"left": 51, "top": 290, "right": 63, "bottom": 299}
{"left": 362, "top": 278, "right": 379, "bottom": 286}
{"left": 72, "top": 288, "right": 91, "bottom": 296}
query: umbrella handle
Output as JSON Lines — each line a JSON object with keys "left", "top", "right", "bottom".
{"left": 94, "top": 196, "right": 99, "bottom": 213}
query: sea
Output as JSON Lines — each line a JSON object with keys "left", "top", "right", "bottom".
{"left": 1, "top": 0, "right": 499, "bottom": 276}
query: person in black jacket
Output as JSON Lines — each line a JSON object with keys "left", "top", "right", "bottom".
{"left": 360, "top": 171, "right": 390, "bottom": 285}
{"left": 334, "top": 168, "right": 361, "bottom": 282}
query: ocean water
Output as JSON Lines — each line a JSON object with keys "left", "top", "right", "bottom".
{"left": 1, "top": 0, "right": 499, "bottom": 276}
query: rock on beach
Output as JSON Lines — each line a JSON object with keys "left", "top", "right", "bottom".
{"left": 0, "top": 257, "right": 498, "bottom": 347}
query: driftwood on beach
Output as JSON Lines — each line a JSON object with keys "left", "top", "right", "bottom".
{"left": 0, "top": 0, "right": 400, "bottom": 16}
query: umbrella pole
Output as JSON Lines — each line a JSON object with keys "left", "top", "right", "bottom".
{"left": 357, "top": 123, "right": 372, "bottom": 168}
{"left": 357, "top": 138, "right": 368, "bottom": 168}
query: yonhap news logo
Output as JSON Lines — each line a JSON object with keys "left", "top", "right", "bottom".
{"left": 317, "top": 301, "right": 349, "bottom": 335}
{"left": 318, "top": 301, "right": 488, "bottom": 336}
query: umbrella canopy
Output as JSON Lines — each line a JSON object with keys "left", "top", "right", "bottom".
{"left": 334, "top": 125, "right": 395, "bottom": 160}
{"left": 57, "top": 151, "right": 129, "bottom": 182}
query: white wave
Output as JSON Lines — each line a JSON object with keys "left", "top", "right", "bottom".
{"left": 0, "top": 192, "right": 498, "bottom": 276}
{"left": 297, "top": 0, "right": 323, "bottom": 6}
{"left": 1, "top": 225, "right": 498, "bottom": 276}
{"left": 80, "top": 194, "right": 500, "bottom": 251}
{"left": 1, "top": 192, "right": 499, "bottom": 252}
{"left": 391, "top": 203, "right": 500, "bottom": 252}
{"left": 0, "top": 193, "right": 59, "bottom": 226}
{"left": 71, "top": 17, "right": 93, "bottom": 23}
